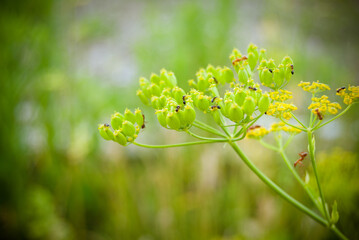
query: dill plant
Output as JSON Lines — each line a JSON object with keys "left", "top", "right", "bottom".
{"left": 98, "top": 43, "right": 358, "bottom": 239}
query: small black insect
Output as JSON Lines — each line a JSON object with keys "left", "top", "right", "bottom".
{"left": 268, "top": 69, "right": 273, "bottom": 73}
{"left": 175, "top": 105, "right": 180, "bottom": 112}
{"left": 336, "top": 87, "right": 346, "bottom": 93}
{"left": 290, "top": 64, "right": 294, "bottom": 75}
{"left": 211, "top": 105, "right": 221, "bottom": 110}
{"left": 213, "top": 77, "right": 218, "bottom": 84}
{"left": 264, "top": 112, "right": 267, "bottom": 115}
{"left": 211, "top": 96, "right": 217, "bottom": 103}
{"left": 248, "top": 86, "right": 257, "bottom": 91}
{"left": 104, "top": 123, "right": 110, "bottom": 127}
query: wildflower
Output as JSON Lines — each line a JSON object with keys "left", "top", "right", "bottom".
{"left": 308, "top": 95, "right": 341, "bottom": 115}
{"left": 247, "top": 126, "right": 269, "bottom": 139}
{"left": 266, "top": 102, "right": 297, "bottom": 120}
{"left": 298, "top": 81, "right": 330, "bottom": 94}
{"left": 336, "top": 85, "right": 359, "bottom": 105}
{"left": 269, "top": 122, "right": 301, "bottom": 135}
{"left": 269, "top": 90, "right": 293, "bottom": 102}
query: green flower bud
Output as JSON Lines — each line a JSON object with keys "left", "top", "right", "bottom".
{"left": 259, "top": 49, "right": 267, "bottom": 62}
{"left": 111, "top": 112, "right": 124, "bottom": 130}
{"left": 135, "top": 109, "right": 144, "bottom": 127}
{"left": 160, "top": 69, "right": 170, "bottom": 87}
{"left": 285, "top": 64, "right": 293, "bottom": 81}
{"left": 259, "top": 68, "right": 272, "bottom": 86}
{"left": 238, "top": 68, "right": 249, "bottom": 84}
{"left": 258, "top": 94, "right": 270, "bottom": 113}
{"left": 278, "top": 64, "right": 286, "bottom": 80}
{"left": 122, "top": 120, "right": 136, "bottom": 136}
{"left": 234, "top": 88, "right": 246, "bottom": 106}
{"left": 167, "top": 72, "right": 177, "bottom": 87}
{"left": 259, "top": 59, "right": 268, "bottom": 68}
{"left": 267, "top": 59, "right": 276, "bottom": 70}
{"left": 150, "top": 73, "right": 160, "bottom": 85}
{"left": 124, "top": 108, "right": 136, "bottom": 124}
{"left": 247, "top": 43, "right": 259, "bottom": 60}
{"left": 136, "top": 90, "right": 149, "bottom": 105}
{"left": 172, "top": 86, "right": 186, "bottom": 104}
{"left": 247, "top": 52, "right": 258, "bottom": 71}
{"left": 151, "top": 96, "right": 160, "bottom": 109}
{"left": 221, "top": 67, "right": 234, "bottom": 83}
{"left": 273, "top": 69, "right": 284, "bottom": 87}
{"left": 243, "top": 96, "right": 256, "bottom": 116}
{"left": 282, "top": 56, "right": 293, "bottom": 66}
{"left": 197, "top": 94, "right": 210, "bottom": 112}
{"left": 211, "top": 107, "right": 222, "bottom": 125}
{"left": 113, "top": 130, "right": 127, "bottom": 146}
{"left": 98, "top": 124, "right": 112, "bottom": 141}
{"left": 156, "top": 109, "right": 168, "bottom": 128}
{"left": 197, "top": 76, "right": 209, "bottom": 92}
{"left": 159, "top": 95, "right": 167, "bottom": 109}
{"left": 166, "top": 111, "right": 181, "bottom": 130}
{"left": 139, "top": 77, "right": 151, "bottom": 98}
{"left": 228, "top": 103, "right": 244, "bottom": 122}
{"left": 149, "top": 83, "right": 161, "bottom": 96}
{"left": 183, "top": 105, "right": 196, "bottom": 125}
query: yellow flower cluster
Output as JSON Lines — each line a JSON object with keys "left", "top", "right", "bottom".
{"left": 298, "top": 81, "right": 330, "bottom": 93}
{"left": 266, "top": 102, "right": 297, "bottom": 120}
{"left": 308, "top": 95, "right": 341, "bottom": 115}
{"left": 247, "top": 126, "right": 269, "bottom": 139}
{"left": 269, "top": 90, "right": 293, "bottom": 102}
{"left": 336, "top": 85, "right": 359, "bottom": 105}
{"left": 269, "top": 122, "right": 302, "bottom": 134}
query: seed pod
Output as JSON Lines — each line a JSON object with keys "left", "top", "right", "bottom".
{"left": 150, "top": 73, "right": 161, "bottom": 85}
{"left": 282, "top": 56, "right": 293, "bottom": 66}
{"left": 248, "top": 52, "right": 258, "bottom": 71}
{"left": 111, "top": 112, "right": 124, "bottom": 130}
{"left": 122, "top": 120, "right": 136, "bottom": 136}
{"left": 113, "top": 130, "right": 127, "bottom": 146}
{"left": 156, "top": 109, "right": 168, "bottom": 128}
{"left": 238, "top": 68, "right": 249, "bottom": 84}
{"left": 149, "top": 83, "right": 161, "bottom": 96}
{"left": 197, "top": 76, "right": 209, "bottom": 92}
{"left": 98, "top": 124, "right": 112, "bottom": 141}
{"left": 135, "top": 109, "right": 144, "bottom": 127}
{"left": 183, "top": 105, "right": 196, "bottom": 125}
{"left": 136, "top": 90, "right": 149, "bottom": 105}
{"left": 273, "top": 69, "right": 284, "bottom": 87}
{"left": 166, "top": 111, "right": 181, "bottom": 130}
{"left": 258, "top": 94, "right": 270, "bottom": 113}
{"left": 172, "top": 87, "right": 186, "bottom": 104}
{"left": 124, "top": 108, "right": 136, "bottom": 124}
{"left": 167, "top": 72, "right": 177, "bottom": 87}
{"left": 221, "top": 67, "right": 234, "bottom": 83}
{"left": 243, "top": 96, "right": 256, "bottom": 116}
{"left": 234, "top": 88, "right": 246, "bottom": 106}
{"left": 259, "top": 68, "right": 272, "bottom": 86}
{"left": 228, "top": 103, "right": 244, "bottom": 122}
{"left": 150, "top": 96, "right": 160, "bottom": 109}
{"left": 197, "top": 94, "right": 210, "bottom": 112}
{"left": 259, "top": 49, "right": 267, "bottom": 62}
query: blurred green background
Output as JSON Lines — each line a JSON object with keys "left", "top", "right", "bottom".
{"left": 0, "top": 0, "right": 358, "bottom": 239}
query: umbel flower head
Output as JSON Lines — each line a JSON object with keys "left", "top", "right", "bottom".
{"left": 336, "top": 85, "right": 359, "bottom": 105}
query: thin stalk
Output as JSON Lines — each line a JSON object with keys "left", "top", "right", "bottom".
{"left": 307, "top": 131, "right": 330, "bottom": 223}
{"left": 259, "top": 139, "right": 280, "bottom": 152}
{"left": 331, "top": 226, "right": 349, "bottom": 240}
{"left": 280, "top": 118, "right": 307, "bottom": 132}
{"left": 312, "top": 105, "right": 352, "bottom": 131}
{"left": 192, "top": 120, "right": 227, "bottom": 137}
{"left": 186, "top": 130, "right": 228, "bottom": 142}
{"left": 229, "top": 142, "right": 327, "bottom": 226}
{"left": 133, "top": 139, "right": 225, "bottom": 148}
{"left": 291, "top": 113, "right": 307, "bottom": 129}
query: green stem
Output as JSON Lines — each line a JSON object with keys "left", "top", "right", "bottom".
{"left": 229, "top": 141, "right": 327, "bottom": 226}
{"left": 331, "top": 226, "right": 349, "bottom": 240}
{"left": 259, "top": 139, "right": 280, "bottom": 152}
{"left": 133, "top": 139, "right": 226, "bottom": 148}
{"left": 312, "top": 105, "right": 352, "bottom": 131}
{"left": 192, "top": 120, "right": 227, "bottom": 137}
{"left": 307, "top": 130, "right": 330, "bottom": 223}
{"left": 291, "top": 113, "right": 307, "bottom": 129}
{"left": 280, "top": 118, "right": 307, "bottom": 132}
{"left": 186, "top": 130, "right": 228, "bottom": 142}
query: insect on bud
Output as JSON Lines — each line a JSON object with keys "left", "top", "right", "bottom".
{"left": 258, "top": 94, "right": 270, "bottom": 113}
{"left": 243, "top": 96, "right": 256, "bottom": 116}
{"left": 166, "top": 111, "right": 181, "bottom": 130}
{"left": 172, "top": 87, "right": 186, "bottom": 104}
{"left": 122, "top": 120, "right": 136, "bottom": 137}
{"left": 111, "top": 112, "right": 124, "bottom": 130}
{"left": 113, "top": 130, "right": 127, "bottom": 146}
{"left": 98, "top": 124, "right": 113, "bottom": 141}
{"left": 259, "top": 68, "right": 272, "bottom": 86}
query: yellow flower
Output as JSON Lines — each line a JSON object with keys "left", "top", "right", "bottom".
{"left": 298, "top": 81, "right": 330, "bottom": 94}
{"left": 247, "top": 126, "right": 269, "bottom": 139}
{"left": 337, "top": 85, "right": 359, "bottom": 105}
{"left": 266, "top": 102, "right": 297, "bottom": 120}
{"left": 269, "top": 90, "right": 293, "bottom": 102}
{"left": 308, "top": 95, "right": 341, "bottom": 115}
{"left": 269, "top": 122, "right": 301, "bottom": 134}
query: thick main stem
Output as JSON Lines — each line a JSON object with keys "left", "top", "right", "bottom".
{"left": 229, "top": 141, "right": 327, "bottom": 226}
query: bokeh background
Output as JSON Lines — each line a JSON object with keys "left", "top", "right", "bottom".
{"left": 1, "top": 0, "right": 359, "bottom": 239}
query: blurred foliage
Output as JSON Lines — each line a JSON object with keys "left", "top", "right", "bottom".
{"left": 0, "top": 0, "right": 358, "bottom": 239}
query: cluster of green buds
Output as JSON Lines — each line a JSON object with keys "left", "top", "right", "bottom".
{"left": 98, "top": 108, "right": 144, "bottom": 145}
